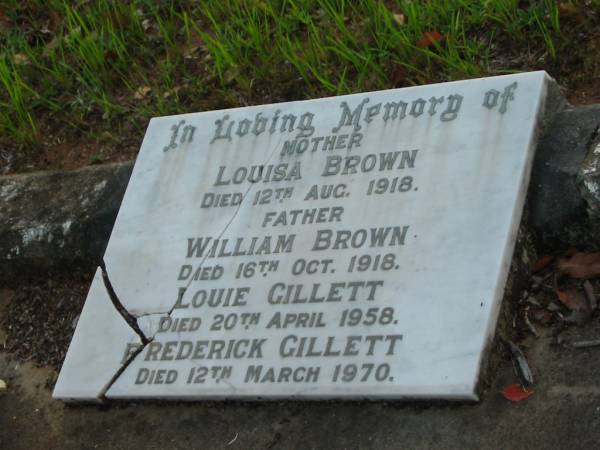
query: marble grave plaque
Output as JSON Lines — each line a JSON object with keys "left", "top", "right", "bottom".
{"left": 54, "top": 72, "right": 554, "bottom": 401}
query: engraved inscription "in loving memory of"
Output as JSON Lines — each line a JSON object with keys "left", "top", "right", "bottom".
{"left": 161, "top": 81, "right": 518, "bottom": 152}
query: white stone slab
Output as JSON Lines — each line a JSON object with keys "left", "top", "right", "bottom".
{"left": 53, "top": 268, "right": 141, "bottom": 401}
{"left": 55, "top": 71, "right": 555, "bottom": 401}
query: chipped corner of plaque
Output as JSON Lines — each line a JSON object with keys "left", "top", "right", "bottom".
{"left": 53, "top": 265, "right": 164, "bottom": 403}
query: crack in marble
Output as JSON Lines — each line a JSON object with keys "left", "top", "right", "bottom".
{"left": 99, "top": 337, "right": 150, "bottom": 400}
{"left": 100, "top": 260, "right": 149, "bottom": 345}
{"left": 97, "top": 140, "right": 283, "bottom": 399}
{"left": 97, "top": 261, "right": 155, "bottom": 400}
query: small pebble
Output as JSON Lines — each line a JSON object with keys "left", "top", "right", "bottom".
{"left": 530, "top": 276, "right": 544, "bottom": 293}
{"left": 531, "top": 275, "right": 544, "bottom": 284}
{"left": 547, "top": 302, "right": 562, "bottom": 312}
{"left": 0, "top": 379, "right": 7, "bottom": 395}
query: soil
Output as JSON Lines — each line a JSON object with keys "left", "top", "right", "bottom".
{"left": 1, "top": 276, "right": 90, "bottom": 371}
{"left": 567, "top": 80, "right": 600, "bottom": 106}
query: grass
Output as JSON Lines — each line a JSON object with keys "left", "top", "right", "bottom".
{"left": 0, "top": 0, "right": 599, "bottom": 162}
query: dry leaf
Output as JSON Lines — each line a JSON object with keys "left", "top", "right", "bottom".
{"left": 393, "top": 13, "right": 406, "bottom": 26}
{"left": 557, "top": 252, "right": 600, "bottom": 279}
{"left": 558, "top": 3, "right": 586, "bottom": 24}
{"left": 40, "top": 11, "right": 61, "bottom": 35}
{"left": 224, "top": 65, "right": 240, "bottom": 84}
{"left": 416, "top": 31, "right": 443, "bottom": 48}
{"left": 533, "top": 255, "right": 554, "bottom": 273}
{"left": 532, "top": 309, "right": 553, "bottom": 325}
{"left": 13, "top": 53, "right": 28, "bottom": 65}
{"left": 43, "top": 36, "right": 60, "bottom": 57}
{"left": 558, "top": 3, "right": 579, "bottom": 16}
{"left": 163, "top": 86, "right": 182, "bottom": 98}
{"left": 182, "top": 31, "right": 205, "bottom": 59}
{"left": 0, "top": 10, "right": 11, "bottom": 32}
{"left": 556, "top": 288, "right": 589, "bottom": 312}
{"left": 556, "top": 286, "right": 593, "bottom": 325}
{"left": 501, "top": 384, "right": 533, "bottom": 402}
{"left": 133, "top": 86, "right": 151, "bottom": 100}
{"left": 391, "top": 65, "right": 407, "bottom": 86}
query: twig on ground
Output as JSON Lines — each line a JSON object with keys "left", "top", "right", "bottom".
{"left": 571, "top": 339, "right": 600, "bottom": 349}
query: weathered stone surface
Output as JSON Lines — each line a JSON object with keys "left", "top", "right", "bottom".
{"left": 529, "top": 105, "right": 600, "bottom": 249}
{"left": 54, "top": 72, "right": 553, "bottom": 401}
{"left": 52, "top": 268, "right": 141, "bottom": 402}
{"left": 0, "top": 162, "right": 133, "bottom": 286}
